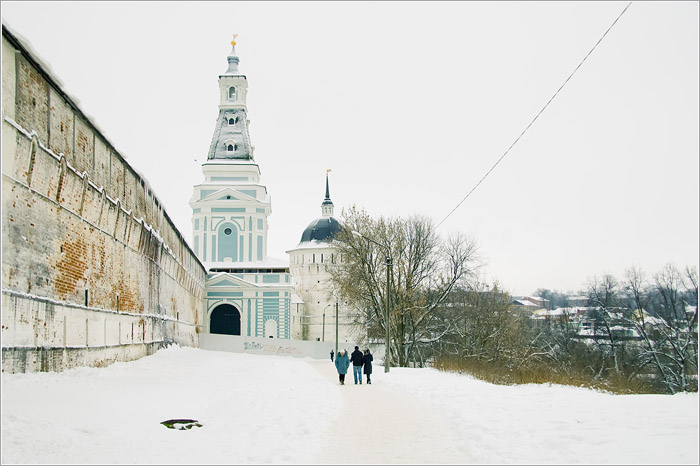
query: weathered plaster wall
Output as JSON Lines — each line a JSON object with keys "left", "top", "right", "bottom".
{"left": 1, "top": 26, "right": 206, "bottom": 373}
{"left": 288, "top": 246, "right": 360, "bottom": 345}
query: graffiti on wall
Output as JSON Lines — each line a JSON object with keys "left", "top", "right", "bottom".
{"left": 243, "top": 341, "right": 303, "bottom": 356}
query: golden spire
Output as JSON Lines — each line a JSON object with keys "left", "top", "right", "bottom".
{"left": 231, "top": 33, "right": 238, "bottom": 46}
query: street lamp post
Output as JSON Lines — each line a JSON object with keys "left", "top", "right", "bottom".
{"left": 322, "top": 303, "right": 332, "bottom": 342}
{"left": 352, "top": 230, "right": 392, "bottom": 373}
{"left": 335, "top": 301, "right": 339, "bottom": 358}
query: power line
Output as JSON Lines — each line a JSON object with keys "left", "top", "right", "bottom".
{"left": 435, "top": 1, "right": 633, "bottom": 230}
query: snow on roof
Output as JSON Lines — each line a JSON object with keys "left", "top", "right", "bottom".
{"left": 552, "top": 307, "right": 591, "bottom": 314}
{"left": 522, "top": 296, "right": 550, "bottom": 302}
{"left": 534, "top": 308, "right": 569, "bottom": 317}
{"left": 513, "top": 299, "right": 539, "bottom": 307}
{"left": 202, "top": 159, "right": 260, "bottom": 166}
{"left": 205, "top": 256, "right": 290, "bottom": 270}
{"left": 286, "top": 240, "right": 335, "bottom": 252}
{"left": 641, "top": 315, "right": 666, "bottom": 326}
{"left": 199, "top": 180, "right": 258, "bottom": 186}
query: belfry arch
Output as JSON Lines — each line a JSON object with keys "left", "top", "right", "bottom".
{"left": 210, "top": 304, "right": 241, "bottom": 335}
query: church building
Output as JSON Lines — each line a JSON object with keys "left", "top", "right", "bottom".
{"left": 190, "top": 37, "right": 293, "bottom": 339}
{"left": 287, "top": 173, "right": 364, "bottom": 345}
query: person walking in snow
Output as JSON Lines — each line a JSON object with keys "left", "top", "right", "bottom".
{"left": 351, "top": 345, "right": 364, "bottom": 384}
{"left": 363, "top": 348, "right": 373, "bottom": 384}
{"left": 334, "top": 349, "right": 350, "bottom": 385}
{"left": 330, "top": 349, "right": 334, "bottom": 362}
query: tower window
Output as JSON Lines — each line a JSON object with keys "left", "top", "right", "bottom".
{"left": 225, "top": 140, "right": 237, "bottom": 152}
{"left": 228, "top": 118, "right": 235, "bottom": 125}
{"left": 228, "top": 87, "right": 237, "bottom": 100}
{"left": 224, "top": 228, "right": 232, "bottom": 236}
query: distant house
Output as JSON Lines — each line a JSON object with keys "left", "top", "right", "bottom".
{"left": 513, "top": 296, "right": 551, "bottom": 310}
{"left": 512, "top": 300, "right": 542, "bottom": 315}
{"left": 566, "top": 296, "right": 589, "bottom": 307}
{"left": 533, "top": 307, "right": 589, "bottom": 323}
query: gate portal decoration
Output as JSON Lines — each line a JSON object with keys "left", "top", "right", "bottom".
{"left": 210, "top": 304, "right": 241, "bottom": 335}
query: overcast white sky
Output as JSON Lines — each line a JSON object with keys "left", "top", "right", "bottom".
{"left": 2, "top": 1, "right": 698, "bottom": 296}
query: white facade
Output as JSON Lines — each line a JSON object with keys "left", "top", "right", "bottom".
{"left": 192, "top": 40, "right": 293, "bottom": 339}
{"left": 190, "top": 162, "right": 270, "bottom": 263}
{"left": 288, "top": 242, "right": 342, "bottom": 342}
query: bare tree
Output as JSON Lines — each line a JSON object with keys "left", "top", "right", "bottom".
{"left": 439, "top": 281, "right": 529, "bottom": 365}
{"left": 329, "top": 205, "right": 479, "bottom": 367}
{"left": 618, "top": 264, "right": 698, "bottom": 393}
{"left": 649, "top": 264, "right": 698, "bottom": 392}
{"left": 587, "top": 274, "right": 625, "bottom": 378}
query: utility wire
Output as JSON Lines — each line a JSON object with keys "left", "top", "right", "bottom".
{"left": 435, "top": 1, "right": 633, "bottom": 230}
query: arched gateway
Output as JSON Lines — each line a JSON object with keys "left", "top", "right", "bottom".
{"left": 210, "top": 304, "right": 241, "bottom": 335}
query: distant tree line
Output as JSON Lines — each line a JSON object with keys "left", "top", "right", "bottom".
{"left": 330, "top": 207, "right": 698, "bottom": 394}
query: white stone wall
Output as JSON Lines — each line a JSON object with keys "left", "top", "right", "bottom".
{"left": 1, "top": 291, "right": 193, "bottom": 372}
{"left": 288, "top": 245, "right": 364, "bottom": 346}
{"left": 200, "top": 333, "right": 336, "bottom": 360}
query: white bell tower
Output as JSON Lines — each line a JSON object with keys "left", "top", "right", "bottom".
{"left": 190, "top": 34, "right": 270, "bottom": 265}
{"left": 190, "top": 35, "right": 293, "bottom": 341}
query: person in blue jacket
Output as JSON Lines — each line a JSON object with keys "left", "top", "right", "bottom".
{"left": 334, "top": 349, "right": 350, "bottom": 385}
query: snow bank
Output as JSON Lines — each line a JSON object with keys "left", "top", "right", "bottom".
{"left": 1, "top": 346, "right": 697, "bottom": 464}
{"left": 382, "top": 367, "right": 699, "bottom": 464}
{"left": 1, "top": 346, "right": 341, "bottom": 464}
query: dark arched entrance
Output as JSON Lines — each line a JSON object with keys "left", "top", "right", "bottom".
{"left": 210, "top": 304, "right": 241, "bottom": 335}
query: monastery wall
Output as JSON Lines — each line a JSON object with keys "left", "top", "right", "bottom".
{"left": 288, "top": 247, "right": 359, "bottom": 345}
{"left": 1, "top": 26, "right": 207, "bottom": 373}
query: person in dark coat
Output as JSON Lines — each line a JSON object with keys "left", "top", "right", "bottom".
{"left": 363, "top": 348, "right": 373, "bottom": 384}
{"left": 330, "top": 349, "right": 334, "bottom": 362}
{"left": 350, "top": 346, "right": 364, "bottom": 384}
{"left": 334, "top": 349, "right": 350, "bottom": 385}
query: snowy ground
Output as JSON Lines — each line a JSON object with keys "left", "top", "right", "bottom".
{"left": 1, "top": 345, "right": 697, "bottom": 465}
